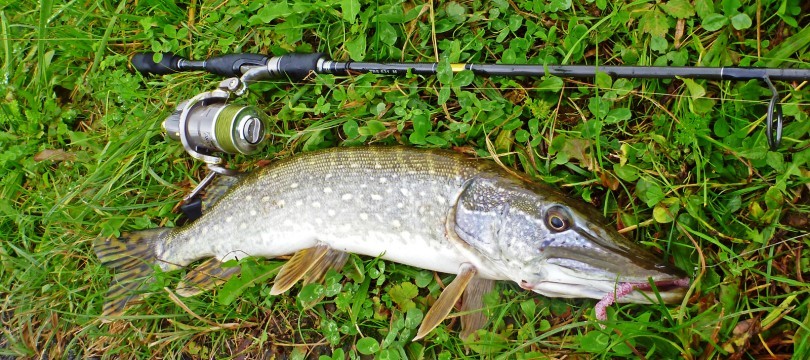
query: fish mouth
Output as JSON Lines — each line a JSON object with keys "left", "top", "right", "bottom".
{"left": 521, "top": 277, "right": 690, "bottom": 303}
{"left": 519, "top": 256, "right": 691, "bottom": 306}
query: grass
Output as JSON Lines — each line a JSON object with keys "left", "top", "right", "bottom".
{"left": 1, "top": 0, "right": 808, "bottom": 358}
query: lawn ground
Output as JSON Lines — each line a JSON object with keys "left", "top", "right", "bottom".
{"left": 1, "top": 0, "right": 808, "bottom": 358}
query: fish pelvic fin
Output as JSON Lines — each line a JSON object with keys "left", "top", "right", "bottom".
{"left": 176, "top": 258, "right": 241, "bottom": 297}
{"left": 94, "top": 228, "right": 170, "bottom": 319}
{"left": 302, "top": 250, "right": 349, "bottom": 286}
{"left": 414, "top": 264, "right": 477, "bottom": 341}
{"left": 269, "top": 243, "right": 330, "bottom": 296}
{"left": 298, "top": 249, "right": 350, "bottom": 309}
{"left": 460, "top": 278, "right": 495, "bottom": 341}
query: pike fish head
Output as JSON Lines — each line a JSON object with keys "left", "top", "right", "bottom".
{"left": 451, "top": 175, "right": 689, "bottom": 304}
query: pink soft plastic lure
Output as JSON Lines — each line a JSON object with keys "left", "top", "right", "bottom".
{"left": 595, "top": 278, "right": 691, "bottom": 320}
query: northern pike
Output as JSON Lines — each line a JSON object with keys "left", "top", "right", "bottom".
{"left": 95, "top": 146, "right": 689, "bottom": 339}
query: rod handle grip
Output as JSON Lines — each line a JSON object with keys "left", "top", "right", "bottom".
{"left": 131, "top": 52, "right": 271, "bottom": 77}
{"left": 204, "top": 53, "right": 270, "bottom": 77}
{"left": 131, "top": 52, "right": 185, "bottom": 75}
{"left": 276, "top": 52, "right": 325, "bottom": 80}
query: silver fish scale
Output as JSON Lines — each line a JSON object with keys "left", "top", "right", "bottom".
{"left": 159, "top": 147, "right": 494, "bottom": 275}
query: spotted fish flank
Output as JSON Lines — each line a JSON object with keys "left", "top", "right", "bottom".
{"left": 94, "top": 147, "right": 689, "bottom": 338}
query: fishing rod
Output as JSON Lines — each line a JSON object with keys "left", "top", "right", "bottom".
{"left": 134, "top": 51, "right": 809, "bottom": 152}
{"left": 131, "top": 51, "right": 809, "bottom": 215}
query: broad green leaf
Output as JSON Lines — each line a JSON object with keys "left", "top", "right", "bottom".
{"left": 764, "top": 186, "right": 784, "bottom": 210}
{"left": 730, "top": 13, "right": 752, "bottom": 30}
{"left": 614, "top": 164, "right": 639, "bottom": 182}
{"left": 595, "top": 71, "right": 612, "bottom": 89}
{"left": 445, "top": 2, "right": 466, "bottom": 24}
{"left": 437, "top": 58, "right": 453, "bottom": 84}
{"left": 438, "top": 87, "right": 451, "bottom": 104}
{"left": 388, "top": 282, "right": 419, "bottom": 310}
{"left": 650, "top": 36, "right": 668, "bottom": 53}
{"left": 255, "top": 2, "right": 290, "bottom": 23}
{"left": 661, "top": 0, "right": 696, "bottom": 19}
{"left": 426, "top": 135, "right": 448, "bottom": 146}
{"left": 766, "top": 151, "right": 784, "bottom": 172}
{"left": 702, "top": 13, "right": 728, "bottom": 31}
{"left": 297, "top": 283, "right": 324, "bottom": 305}
{"left": 345, "top": 35, "right": 366, "bottom": 61}
{"left": 360, "top": 120, "right": 386, "bottom": 136}
{"left": 681, "top": 78, "right": 706, "bottom": 99}
{"left": 414, "top": 271, "right": 433, "bottom": 288}
{"left": 713, "top": 117, "right": 730, "bottom": 137}
{"left": 508, "top": 15, "right": 522, "bottom": 32}
{"left": 538, "top": 76, "right": 564, "bottom": 92}
{"left": 409, "top": 113, "right": 431, "bottom": 145}
{"left": 694, "top": 0, "right": 714, "bottom": 18}
{"left": 577, "top": 331, "right": 611, "bottom": 353}
{"left": 721, "top": 0, "right": 741, "bottom": 15}
{"left": 377, "top": 22, "right": 398, "bottom": 45}
{"left": 653, "top": 197, "right": 681, "bottom": 223}
{"left": 639, "top": 8, "right": 670, "bottom": 37}
{"left": 563, "top": 23, "right": 588, "bottom": 60}
{"left": 404, "top": 308, "right": 424, "bottom": 329}
{"left": 452, "top": 70, "right": 474, "bottom": 87}
{"left": 520, "top": 299, "right": 536, "bottom": 318}
{"left": 636, "top": 178, "right": 665, "bottom": 207}
{"left": 356, "top": 337, "right": 380, "bottom": 355}
{"left": 546, "top": 0, "right": 572, "bottom": 12}
{"left": 341, "top": 0, "right": 361, "bottom": 23}
{"left": 749, "top": 201, "right": 765, "bottom": 220}
{"left": 604, "top": 108, "right": 631, "bottom": 124}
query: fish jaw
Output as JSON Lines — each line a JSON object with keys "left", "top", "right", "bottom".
{"left": 519, "top": 263, "right": 690, "bottom": 304}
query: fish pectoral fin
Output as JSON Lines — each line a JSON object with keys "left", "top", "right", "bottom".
{"left": 460, "top": 278, "right": 495, "bottom": 341}
{"left": 414, "top": 264, "right": 478, "bottom": 341}
{"left": 269, "top": 243, "right": 331, "bottom": 296}
{"left": 176, "top": 258, "right": 241, "bottom": 297}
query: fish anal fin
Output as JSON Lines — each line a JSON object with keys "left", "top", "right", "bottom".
{"left": 460, "top": 278, "right": 495, "bottom": 341}
{"left": 176, "top": 258, "right": 241, "bottom": 297}
{"left": 269, "top": 244, "right": 330, "bottom": 296}
{"left": 93, "top": 228, "right": 170, "bottom": 319}
{"left": 414, "top": 264, "right": 477, "bottom": 341}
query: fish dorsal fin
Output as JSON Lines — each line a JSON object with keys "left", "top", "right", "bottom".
{"left": 460, "top": 278, "right": 495, "bottom": 341}
{"left": 414, "top": 264, "right": 477, "bottom": 341}
{"left": 176, "top": 258, "right": 241, "bottom": 297}
{"left": 201, "top": 174, "right": 244, "bottom": 212}
{"left": 270, "top": 244, "right": 331, "bottom": 295}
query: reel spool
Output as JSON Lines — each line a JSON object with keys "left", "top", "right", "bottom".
{"left": 161, "top": 85, "right": 268, "bottom": 205}
{"left": 163, "top": 100, "right": 266, "bottom": 157}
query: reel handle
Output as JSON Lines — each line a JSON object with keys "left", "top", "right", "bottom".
{"left": 132, "top": 52, "right": 270, "bottom": 77}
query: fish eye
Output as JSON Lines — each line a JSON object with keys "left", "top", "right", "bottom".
{"left": 546, "top": 207, "right": 570, "bottom": 232}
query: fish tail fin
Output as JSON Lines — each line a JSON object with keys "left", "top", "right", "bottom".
{"left": 94, "top": 228, "right": 170, "bottom": 319}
